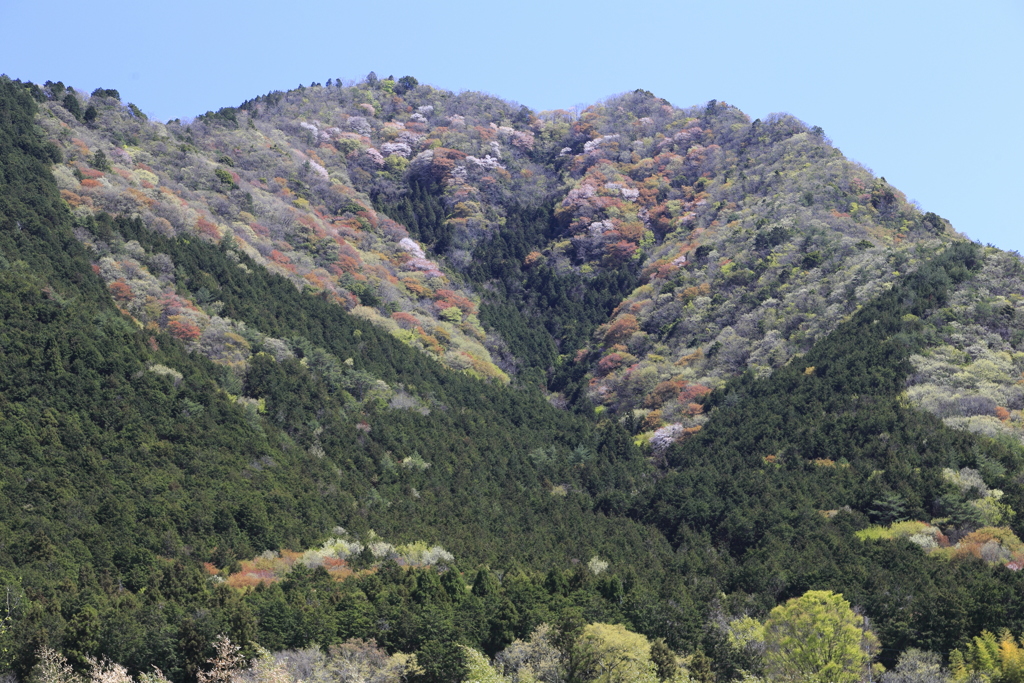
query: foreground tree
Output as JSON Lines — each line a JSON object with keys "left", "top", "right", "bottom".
{"left": 761, "top": 591, "right": 877, "bottom": 683}
{"left": 568, "top": 623, "right": 658, "bottom": 683}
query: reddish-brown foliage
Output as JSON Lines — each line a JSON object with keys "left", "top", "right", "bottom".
{"left": 642, "top": 410, "right": 663, "bottom": 431}
{"left": 417, "top": 330, "right": 444, "bottom": 355}
{"left": 269, "top": 250, "right": 292, "bottom": 265}
{"left": 127, "top": 187, "right": 154, "bottom": 208}
{"left": 322, "top": 557, "right": 354, "bottom": 581}
{"left": 638, "top": 186, "right": 661, "bottom": 206}
{"left": 109, "top": 280, "right": 132, "bottom": 302}
{"left": 60, "top": 190, "right": 86, "bottom": 207}
{"left": 196, "top": 218, "right": 220, "bottom": 239}
{"left": 596, "top": 352, "right": 628, "bottom": 376}
{"left": 616, "top": 221, "right": 645, "bottom": 242}
{"left": 402, "top": 278, "right": 432, "bottom": 298}
{"left": 651, "top": 262, "right": 680, "bottom": 280}
{"left": 330, "top": 255, "right": 361, "bottom": 275}
{"left": 306, "top": 149, "right": 326, "bottom": 167}
{"left": 226, "top": 569, "right": 278, "bottom": 589}
{"left": 297, "top": 213, "right": 325, "bottom": 235}
{"left": 602, "top": 314, "right": 639, "bottom": 345}
{"left": 474, "top": 125, "right": 497, "bottom": 141}
{"left": 648, "top": 206, "right": 672, "bottom": 235}
{"left": 167, "top": 319, "right": 201, "bottom": 341}
{"left": 392, "top": 311, "right": 419, "bottom": 329}
{"left": 356, "top": 210, "right": 378, "bottom": 228}
{"left": 434, "top": 289, "right": 475, "bottom": 314}
{"left": 680, "top": 283, "right": 712, "bottom": 300}
{"left": 678, "top": 383, "right": 711, "bottom": 403}
{"left": 303, "top": 273, "right": 328, "bottom": 289}
{"left": 604, "top": 240, "right": 638, "bottom": 264}
{"left": 426, "top": 148, "right": 468, "bottom": 182}
{"left": 645, "top": 380, "right": 687, "bottom": 408}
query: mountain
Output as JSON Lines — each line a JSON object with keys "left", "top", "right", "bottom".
{"left": 2, "top": 74, "right": 1024, "bottom": 682}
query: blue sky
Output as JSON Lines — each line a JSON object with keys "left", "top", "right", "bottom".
{"left": 2, "top": 0, "right": 1021, "bottom": 252}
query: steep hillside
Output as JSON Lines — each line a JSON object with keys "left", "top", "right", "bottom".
{"left": 0, "top": 77, "right": 671, "bottom": 679}
{"left": 555, "top": 98, "right": 949, "bottom": 430}
{"left": 4, "top": 74, "right": 1024, "bottom": 683}
{"left": 36, "top": 79, "right": 510, "bottom": 382}
{"left": 638, "top": 241, "right": 1024, "bottom": 662}
{"left": 905, "top": 248, "right": 1024, "bottom": 444}
{"left": 31, "top": 79, "right": 957, "bottom": 418}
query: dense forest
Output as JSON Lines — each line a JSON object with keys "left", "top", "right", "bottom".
{"left": 3, "top": 72, "right": 1024, "bottom": 683}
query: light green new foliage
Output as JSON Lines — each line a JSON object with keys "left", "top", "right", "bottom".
{"left": 943, "top": 468, "right": 1016, "bottom": 526}
{"left": 855, "top": 520, "right": 935, "bottom": 542}
{"left": 761, "top": 590, "right": 877, "bottom": 683}
{"left": 572, "top": 623, "right": 659, "bottom": 683}
{"left": 727, "top": 615, "right": 765, "bottom": 652}
{"left": 440, "top": 306, "right": 464, "bottom": 323}
{"left": 463, "top": 647, "right": 511, "bottom": 683}
{"left": 971, "top": 492, "right": 1016, "bottom": 527}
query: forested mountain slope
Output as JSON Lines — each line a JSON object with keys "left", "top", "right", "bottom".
{"left": 0, "top": 76, "right": 671, "bottom": 679}
{"left": 3, "top": 74, "right": 1024, "bottom": 683}
{"left": 29, "top": 78, "right": 955, "bottom": 413}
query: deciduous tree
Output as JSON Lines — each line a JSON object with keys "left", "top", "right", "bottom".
{"left": 568, "top": 623, "right": 658, "bottom": 683}
{"left": 761, "top": 591, "right": 876, "bottom": 683}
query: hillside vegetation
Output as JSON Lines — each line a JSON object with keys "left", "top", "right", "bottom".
{"left": 2, "top": 74, "right": 1024, "bottom": 683}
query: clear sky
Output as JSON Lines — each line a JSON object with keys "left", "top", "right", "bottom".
{"left": 2, "top": 0, "right": 1021, "bottom": 253}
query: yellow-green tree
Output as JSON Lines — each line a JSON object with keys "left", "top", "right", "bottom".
{"left": 761, "top": 591, "right": 877, "bottom": 683}
{"left": 463, "top": 647, "right": 510, "bottom": 683}
{"left": 568, "top": 623, "right": 659, "bottom": 683}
